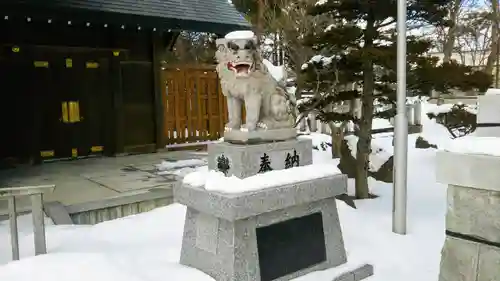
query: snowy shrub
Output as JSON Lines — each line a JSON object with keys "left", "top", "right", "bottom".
{"left": 415, "top": 136, "right": 438, "bottom": 149}
{"left": 312, "top": 141, "right": 332, "bottom": 151}
{"left": 426, "top": 103, "right": 477, "bottom": 138}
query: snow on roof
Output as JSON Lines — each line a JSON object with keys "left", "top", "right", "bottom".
{"left": 485, "top": 88, "right": 500, "bottom": 95}
{"left": 183, "top": 163, "right": 341, "bottom": 193}
{"left": 225, "top": 30, "right": 255, "bottom": 40}
{"left": 443, "top": 136, "right": 500, "bottom": 157}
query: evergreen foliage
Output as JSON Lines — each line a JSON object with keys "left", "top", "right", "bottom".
{"left": 298, "top": 0, "right": 492, "bottom": 198}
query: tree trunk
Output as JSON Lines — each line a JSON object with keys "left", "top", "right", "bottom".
{"left": 443, "top": 0, "right": 462, "bottom": 63}
{"left": 485, "top": 0, "right": 499, "bottom": 76}
{"left": 355, "top": 18, "right": 375, "bottom": 199}
{"left": 330, "top": 122, "right": 344, "bottom": 159}
{"left": 256, "top": 0, "right": 265, "bottom": 43}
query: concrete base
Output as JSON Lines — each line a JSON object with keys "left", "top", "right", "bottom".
{"left": 476, "top": 90, "right": 500, "bottom": 137}
{"left": 439, "top": 236, "right": 500, "bottom": 281}
{"left": 223, "top": 128, "right": 297, "bottom": 144}
{"left": 208, "top": 138, "right": 312, "bottom": 179}
{"left": 436, "top": 150, "right": 500, "bottom": 281}
{"left": 174, "top": 174, "right": 373, "bottom": 281}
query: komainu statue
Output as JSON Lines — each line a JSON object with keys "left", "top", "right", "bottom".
{"left": 215, "top": 31, "right": 296, "bottom": 141}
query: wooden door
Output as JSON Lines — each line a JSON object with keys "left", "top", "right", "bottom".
{"left": 0, "top": 47, "right": 33, "bottom": 165}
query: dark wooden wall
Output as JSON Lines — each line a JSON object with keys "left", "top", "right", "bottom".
{"left": 0, "top": 18, "right": 164, "bottom": 163}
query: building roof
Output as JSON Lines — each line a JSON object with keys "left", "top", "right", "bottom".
{"left": 0, "top": 0, "right": 251, "bottom": 34}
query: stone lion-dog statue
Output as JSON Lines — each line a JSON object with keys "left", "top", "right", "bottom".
{"left": 215, "top": 32, "right": 295, "bottom": 134}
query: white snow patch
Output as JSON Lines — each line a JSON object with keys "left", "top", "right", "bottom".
{"left": 315, "top": 0, "right": 327, "bottom": 5}
{"left": 156, "top": 159, "right": 207, "bottom": 171}
{"left": 262, "top": 59, "right": 285, "bottom": 82}
{"left": 325, "top": 24, "right": 335, "bottom": 32}
{"left": 225, "top": 30, "right": 255, "bottom": 40}
{"left": 442, "top": 136, "right": 500, "bottom": 156}
{"left": 344, "top": 135, "right": 393, "bottom": 172}
{"left": 426, "top": 103, "right": 477, "bottom": 116}
{"left": 183, "top": 164, "right": 341, "bottom": 193}
{"left": 372, "top": 118, "right": 393, "bottom": 129}
{"left": 485, "top": 88, "right": 500, "bottom": 95}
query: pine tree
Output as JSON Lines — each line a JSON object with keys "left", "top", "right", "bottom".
{"left": 300, "top": 0, "right": 492, "bottom": 199}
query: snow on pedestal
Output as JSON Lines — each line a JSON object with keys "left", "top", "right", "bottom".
{"left": 436, "top": 139, "right": 500, "bottom": 281}
{"left": 475, "top": 88, "right": 500, "bottom": 137}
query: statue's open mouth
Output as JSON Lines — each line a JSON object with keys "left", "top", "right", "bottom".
{"left": 227, "top": 62, "right": 252, "bottom": 75}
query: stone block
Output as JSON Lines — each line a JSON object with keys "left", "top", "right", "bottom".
{"left": 333, "top": 272, "right": 355, "bottom": 281}
{"left": 477, "top": 244, "right": 500, "bottom": 281}
{"left": 436, "top": 151, "right": 500, "bottom": 192}
{"left": 174, "top": 174, "right": 347, "bottom": 221}
{"left": 175, "top": 174, "right": 372, "bottom": 281}
{"left": 43, "top": 201, "right": 73, "bottom": 225}
{"left": 223, "top": 128, "right": 297, "bottom": 144}
{"left": 353, "top": 264, "right": 374, "bottom": 281}
{"left": 438, "top": 236, "right": 480, "bottom": 281}
{"left": 476, "top": 91, "right": 500, "bottom": 137}
{"left": 207, "top": 138, "right": 312, "bottom": 179}
{"left": 446, "top": 185, "right": 500, "bottom": 244}
{"left": 439, "top": 235, "right": 500, "bottom": 281}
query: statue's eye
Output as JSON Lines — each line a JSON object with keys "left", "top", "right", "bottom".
{"left": 227, "top": 42, "right": 239, "bottom": 51}
{"left": 244, "top": 41, "right": 256, "bottom": 50}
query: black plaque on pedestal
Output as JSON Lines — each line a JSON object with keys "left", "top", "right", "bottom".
{"left": 256, "top": 212, "right": 327, "bottom": 281}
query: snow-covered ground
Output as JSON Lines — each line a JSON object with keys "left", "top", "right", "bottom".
{"left": 0, "top": 102, "right": 453, "bottom": 281}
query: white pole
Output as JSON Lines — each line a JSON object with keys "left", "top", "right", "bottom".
{"left": 393, "top": 0, "right": 408, "bottom": 235}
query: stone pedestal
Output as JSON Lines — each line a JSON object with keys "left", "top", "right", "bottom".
{"left": 436, "top": 151, "right": 500, "bottom": 281}
{"left": 208, "top": 138, "right": 312, "bottom": 178}
{"left": 174, "top": 174, "right": 373, "bottom": 281}
{"left": 476, "top": 88, "right": 500, "bottom": 137}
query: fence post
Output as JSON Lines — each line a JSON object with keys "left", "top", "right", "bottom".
{"left": 308, "top": 112, "right": 317, "bottom": 132}
{"left": 8, "top": 197, "right": 19, "bottom": 260}
{"left": 31, "top": 193, "right": 47, "bottom": 255}
{"left": 413, "top": 102, "right": 422, "bottom": 125}
{"left": 406, "top": 104, "right": 414, "bottom": 125}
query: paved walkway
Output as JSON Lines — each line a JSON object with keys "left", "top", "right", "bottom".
{"left": 0, "top": 151, "right": 207, "bottom": 215}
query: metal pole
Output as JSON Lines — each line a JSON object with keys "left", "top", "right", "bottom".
{"left": 8, "top": 197, "right": 20, "bottom": 260}
{"left": 496, "top": 36, "right": 499, "bottom": 88}
{"left": 393, "top": 0, "right": 408, "bottom": 235}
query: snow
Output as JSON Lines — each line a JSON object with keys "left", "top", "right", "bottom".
{"left": 372, "top": 118, "right": 393, "bottom": 130}
{"left": 425, "top": 103, "right": 477, "bottom": 115}
{"left": 0, "top": 102, "right": 456, "bottom": 281}
{"left": 156, "top": 159, "right": 206, "bottom": 171}
{"left": 485, "top": 88, "right": 500, "bottom": 95}
{"left": 262, "top": 59, "right": 286, "bottom": 82}
{"left": 325, "top": 24, "right": 335, "bottom": 32}
{"left": 183, "top": 164, "right": 341, "bottom": 193}
{"left": 224, "top": 30, "right": 255, "bottom": 40}
{"left": 441, "top": 136, "right": 500, "bottom": 157}
{"left": 344, "top": 135, "right": 393, "bottom": 172}
{"left": 315, "top": 0, "right": 328, "bottom": 6}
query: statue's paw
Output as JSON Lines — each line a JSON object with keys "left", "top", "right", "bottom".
{"left": 225, "top": 122, "right": 241, "bottom": 132}
{"left": 241, "top": 123, "right": 258, "bottom": 132}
